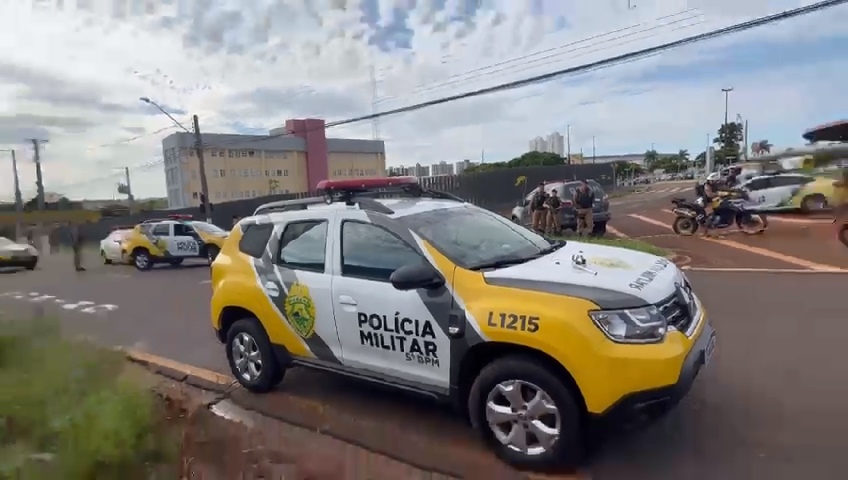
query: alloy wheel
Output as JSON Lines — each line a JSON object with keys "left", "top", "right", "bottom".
{"left": 485, "top": 379, "right": 561, "bottom": 456}
{"left": 231, "top": 332, "right": 263, "bottom": 382}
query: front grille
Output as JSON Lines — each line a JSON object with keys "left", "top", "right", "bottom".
{"left": 656, "top": 288, "right": 695, "bottom": 334}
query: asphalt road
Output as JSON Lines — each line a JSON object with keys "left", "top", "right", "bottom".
{"left": 2, "top": 186, "right": 846, "bottom": 479}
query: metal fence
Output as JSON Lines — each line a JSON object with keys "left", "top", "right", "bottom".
{"left": 74, "top": 163, "right": 615, "bottom": 245}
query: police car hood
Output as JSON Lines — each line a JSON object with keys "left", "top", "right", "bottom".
{"left": 483, "top": 241, "right": 681, "bottom": 305}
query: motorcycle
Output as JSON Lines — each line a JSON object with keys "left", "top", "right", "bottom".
{"left": 671, "top": 190, "right": 768, "bottom": 236}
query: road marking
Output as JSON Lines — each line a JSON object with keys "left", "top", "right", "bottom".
{"left": 122, "top": 348, "right": 233, "bottom": 386}
{"left": 199, "top": 279, "right": 212, "bottom": 285}
{"left": 683, "top": 266, "right": 848, "bottom": 273}
{"left": 628, "top": 213, "right": 846, "bottom": 272}
{"left": 606, "top": 224, "right": 628, "bottom": 238}
{"left": 767, "top": 216, "right": 832, "bottom": 224}
{"left": 0, "top": 292, "right": 118, "bottom": 314}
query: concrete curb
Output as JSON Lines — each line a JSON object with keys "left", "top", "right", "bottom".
{"left": 120, "top": 349, "right": 589, "bottom": 480}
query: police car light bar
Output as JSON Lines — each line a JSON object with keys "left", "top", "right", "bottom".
{"left": 316, "top": 176, "right": 418, "bottom": 193}
{"left": 168, "top": 214, "right": 193, "bottom": 220}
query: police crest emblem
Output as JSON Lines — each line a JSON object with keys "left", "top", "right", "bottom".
{"left": 284, "top": 282, "right": 316, "bottom": 339}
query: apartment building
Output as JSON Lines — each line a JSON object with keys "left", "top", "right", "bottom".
{"left": 431, "top": 161, "right": 454, "bottom": 176}
{"left": 161, "top": 119, "right": 386, "bottom": 208}
{"left": 455, "top": 159, "right": 479, "bottom": 174}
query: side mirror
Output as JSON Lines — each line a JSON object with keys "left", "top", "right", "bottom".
{"left": 390, "top": 262, "right": 445, "bottom": 291}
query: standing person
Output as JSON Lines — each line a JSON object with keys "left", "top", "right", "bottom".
{"left": 70, "top": 222, "right": 86, "bottom": 272}
{"left": 530, "top": 183, "right": 548, "bottom": 233}
{"left": 49, "top": 222, "right": 60, "bottom": 254}
{"left": 545, "top": 188, "right": 563, "bottom": 235}
{"left": 573, "top": 180, "right": 595, "bottom": 237}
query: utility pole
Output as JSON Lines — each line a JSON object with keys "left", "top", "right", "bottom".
{"left": 2, "top": 149, "right": 23, "bottom": 238}
{"left": 369, "top": 65, "right": 380, "bottom": 140}
{"left": 29, "top": 139, "right": 47, "bottom": 211}
{"left": 566, "top": 125, "right": 571, "bottom": 164}
{"left": 592, "top": 136, "right": 596, "bottom": 163}
{"left": 744, "top": 119, "right": 749, "bottom": 160}
{"left": 192, "top": 115, "right": 212, "bottom": 223}
{"left": 721, "top": 87, "right": 733, "bottom": 127}
{"left": 124, "top": 167, "right": 135, "bottom": 213}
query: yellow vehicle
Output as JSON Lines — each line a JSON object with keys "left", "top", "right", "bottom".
{"left": 122, "top": 214, "right": 229, "bottom": 271}
{"left": 787, "top": 176, "right": 837, "bottom": 213}
{"left": 210, "top": 177, "right": 716, "bottom": 470}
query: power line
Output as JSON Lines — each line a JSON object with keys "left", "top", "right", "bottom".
{"left": 87, "top": 124, "right": 181, "bottom": 150}
{"left": 49, "top": 0, "right": 846, "bottom": 191}
{"left": 328, "top": 0, "right": 848, "bottom": 128}
{"left": 377, "top": 9, "right": 703, "bottom": 104}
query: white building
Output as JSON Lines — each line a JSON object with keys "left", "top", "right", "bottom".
{"left": 431, "top": 161, "right": 454, "bottom": 176}
{"left": 455, "top": 159, "right": 479, "bottom": 174}
{"left": 547, "top": 132, "right": 565, "bottom": 156}
{"left": 529, "top": 137, "right": 548, "bottom": 153}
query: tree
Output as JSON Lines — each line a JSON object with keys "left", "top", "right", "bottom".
{"left": 693, "top": 151, "right": 707, "bottom": 168}
{"left": 751, "top": 139, "right": 773, "bottom": 156}
{"left": 644, "top": 149, "right": 659, "bottom": 167}
{"left": 268, "top": 179, "right": 280, "bottom": 194}
{"left": 613, "top": 161, "right": 644, "bottom": 179}
{"left": 713, "top": 122, "right": 744, "bottom": 166}
{"left": 678, "top": 149, "right": 689, "bottom": 163}
{"left": 463, "top": 151, "right": 565, "bottom": 173}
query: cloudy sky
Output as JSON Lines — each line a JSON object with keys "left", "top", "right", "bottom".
{"left": 0, "top": 0, "right": 846, "bottom": 201}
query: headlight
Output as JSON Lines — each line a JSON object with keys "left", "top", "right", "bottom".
{"left": 589, "top": 306, "right": 667, "bottom": 344}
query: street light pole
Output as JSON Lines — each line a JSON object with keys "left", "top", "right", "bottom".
{"left": 192, "top": 115, "right": 212, "bottom": 223}
{"left": 2, "top": 149, "right": 23, "bottom": 238}
{"left": 721, "top": 87, "right": 733, "bottom": 126}
{"left": 139, "top": 97, "right": 211, "bottom": 223}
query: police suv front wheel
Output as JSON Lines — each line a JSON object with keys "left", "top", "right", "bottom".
{"left": 225, "top": 318, "right": 284, "bottom": 393}
{"left": 468, "top": 356, "right": 583, "bottom": 470}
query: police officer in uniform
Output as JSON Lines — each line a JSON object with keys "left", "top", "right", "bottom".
{"left": 530, "top": 183, "right": 548, "bottom": 233}
{"left": 573, "top": 180, "right": 595, "bottom": 237}
{"left": 545, "top": 188, "right": 563, "bottom": 235}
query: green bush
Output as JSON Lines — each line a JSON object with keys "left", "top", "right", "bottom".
{"left": 0, "top": 318, "right": 176, "bottom": 479}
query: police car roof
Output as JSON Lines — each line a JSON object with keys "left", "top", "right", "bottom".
{"left": 255, "top": 196, "right": 466, "bottom": 221}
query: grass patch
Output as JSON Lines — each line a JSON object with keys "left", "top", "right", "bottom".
{"left": 0, "top": 317, "right": 178, "bottom": 479}
{"left": 555, "top": 235, "right": 670, "bottom": 257}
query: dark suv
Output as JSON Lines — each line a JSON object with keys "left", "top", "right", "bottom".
{"left": 511, "top": 179, "right": 611, "bottom": 235}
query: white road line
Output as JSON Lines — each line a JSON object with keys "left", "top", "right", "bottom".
{"left": 683, "top": 266, "right": 848, "bottom": 274}
{"left": 606, "top": 225, "right": 628, "bottom": 238}
{"left": 767, "top": 216, "right": 832, "bottom": 224}
{"left": 627, "top": 213, "right": 844, "bottom": 272}
{"left": 199, "top": 279, "right": 212, "bottom": 285}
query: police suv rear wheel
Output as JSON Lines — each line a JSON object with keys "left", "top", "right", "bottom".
{"left": 225, "top": 318, "right": 284, "bottom": 393}
{"left": 207, "top": 245, "right": 220, "bottom": 265}
{"left": 133, "top": 249, "right": 153, "bottom": 271}
{"left": 468, "top": 356, "right": 583, "bottom": 470}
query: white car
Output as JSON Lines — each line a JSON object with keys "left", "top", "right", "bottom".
{"left": 740, "top": 173, "right": 815, "bottom": 209}
{"left": 100, "top": 229, "right": 131, "bottom": 264}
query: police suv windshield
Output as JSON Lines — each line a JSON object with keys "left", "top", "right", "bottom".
{"left": 401, "top": 206, "right": 554, "bottom": 270}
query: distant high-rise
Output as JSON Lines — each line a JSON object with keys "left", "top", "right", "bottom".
{"left": 529, "top": 136, "right": 548, "bottom": 153}
{"left": 547, "top": 132, "right": 565, "bottom": 156}
{"left": 431, "top": 161, "right": 454, "bottom": 176}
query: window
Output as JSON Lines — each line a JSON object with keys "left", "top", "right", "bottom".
{"left": 151, "top": 224, "right": 170, "bottom": 236}
{"left": 265, "top": 170, "right": 270, "bottom": 177}
{"left": 277, "top": 220, "right": 328, "bottom": 272}
{"left": 401, "top": 206, "right": 550, "bottom": 269}
{"left": 219, "top": 169, "right": 226, "bottom": 177}
{"left": 341, "top": 221, "right": 422, "bottom": 282}
{"left": 770, "top": 176, "right": 806, "bottom": 187}
{"left": 228, "top": 151, "right": 234, "bottom": 158}
{"left": 174, "top": 223, "right": 193, "bottom": 236}
{"left": 746, "top": 178, "right": 771, "bottom": 191}
{"left": 276, "top": 169, "right": 283, "bottom": 177}
{"left": 239, "top": 223, "right": 273, "bottom": 258}
{"left": 248, "top": 150, "right": 255, "bottom": 157}
{"left": 211, "top": 151, "right": 217, "bottom": 157}
{"left": 230, "top": 169, "right": 236, "bottom": 177}
{"left": 242, "top": 169, "right": 248, "bottom": 177}
{"left": 192, "top": 192, "right": 199, "bottom": 199}
{"left": 191, "top": 222, "right": 226, "bottom": 235}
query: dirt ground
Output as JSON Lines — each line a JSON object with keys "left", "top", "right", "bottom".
{"left": 147, "top": 369, "right": 465, "bottom": 480}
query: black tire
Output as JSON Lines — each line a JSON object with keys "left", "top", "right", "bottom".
{"left": 206, "top": 245, "right": 220, "bottom": 265}
{"left": 839, "top": 224, "right": 848, "bottom": 248}
{"left": 133, "top": 248, "right": 153, "bottom": 271}
{"left": 592, "top": 222, "right": 607, "bottom": 237}
{"left": 102, "top": 250, "right": 112, "bottom": 265}
{"left": 801, "top": 194, "right": 827, "bottom": 214}
{"left": 25, "top": 261, "right": 37, "bottom": 271}
{"left": 467, "top": 355, "right": 584, "bottom": 471}
{"left": 673, "top": 216, "right": 698, "bottom": 236}
{"left": 225, "top": 318, "right": 284, "bottom": 393}
{"left": 737, "top": 213, "right": 768, "bottom": 234}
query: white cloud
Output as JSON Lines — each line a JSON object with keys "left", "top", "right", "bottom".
{"left": 0, "top": 0, "right": 846, "bottom": 201}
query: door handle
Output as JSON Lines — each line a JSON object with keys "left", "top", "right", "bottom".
{"left": 338, "top": 295, "right": 357, "bottom": 306}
